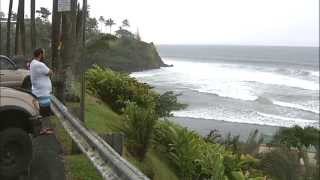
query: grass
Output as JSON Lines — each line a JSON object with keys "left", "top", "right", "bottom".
{"left": 67, "top": 155, "right": 103, "bottom": 180}
{"left": 51, "top": 94, "right": 178, "bottom": 180}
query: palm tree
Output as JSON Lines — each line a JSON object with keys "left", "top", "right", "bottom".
{"left": 6, "top": 0, "right": 13, "bottom": 56}
{"left": 122, "top": 19, "right": 129, "bottom": 29}
{"left": 105, "top": 18, "right": 116, "bottom": 34}
{"left": 98, "top": 16, "right": 105, "bottom": 32}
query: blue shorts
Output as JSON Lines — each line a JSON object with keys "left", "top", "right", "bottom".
{"left": 38, "top": 96, "right": 51, "bottom": 107}
{"left": 38, "top": 96, "right": 52, "bottom": 117}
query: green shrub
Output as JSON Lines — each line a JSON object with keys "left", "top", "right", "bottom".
{"left": 259, "top": 147, "right": 302, "bottom": 180}
{"left": 119, "top": 103, "right": 158, "bottom": 160}
{"left": 155, "top": 91, "right": 187, "bottom": 117}
{"left": 154, "top": 121, "right": 226, "bottom": 180}
{"left": 86, "top": 65, "right": 155, "bottom": 113}
{"left": 86, "top": 66, "right": 186, "bottom": 118}
{"left": 272, "top": 126, "right": 319, "bottom": 150}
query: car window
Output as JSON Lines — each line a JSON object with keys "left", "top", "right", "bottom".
{"left": 0, "top": 58, "right": 15, "bottom": 70}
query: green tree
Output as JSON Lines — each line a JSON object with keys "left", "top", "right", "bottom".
{"left": 36, "top": 7, "right": 51, "bottom": 22}
{"left": 122, "top": 19, "right": 129, "bottom": 29}
{"left": 272, "top": 126, "right": 319, "bottom": 164}
{"left": 119, "top": 103, "right": 158, "bottom": 160}
{"left": 86, "top": 17, "right": 98, "bottom": 34}
{"left": 98, "top": 16, "right": 105, "bottom": 32}
{"left": 155, "top": 91, "right": 187, "bottom": 117}
{"left": 105, "top": 18, "right": 116, "bottom": 34}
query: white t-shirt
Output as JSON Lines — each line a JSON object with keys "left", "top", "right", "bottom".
{"left": 30, "top": 60, "right": 52, "bottom": 97}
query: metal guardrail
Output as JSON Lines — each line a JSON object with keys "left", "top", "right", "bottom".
{"left": 50, "top": 96, "right": 149, "bottom": 180}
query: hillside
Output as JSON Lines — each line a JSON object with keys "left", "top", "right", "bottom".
{"left": 52, "top": 95, "right": 179, "bottom": 180}
{"left": 83, "top": 34, "right": 169, "bottom": 72}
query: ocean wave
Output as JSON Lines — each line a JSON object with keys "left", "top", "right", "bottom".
{"left": 173, "top": 109, "right": 318, "bottom": 128}
{"left": 256, "top": 112, "right": 318, "bottom": 127}
{"left": 196, "top": 87, "right": 258, "bottom": 101}
{"left": 273, "top": 100, "right": 319, "bottom": 114}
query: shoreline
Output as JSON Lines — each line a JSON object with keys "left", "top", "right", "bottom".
{"left": 171, "top": 116, "right": 280, "bottom": 141}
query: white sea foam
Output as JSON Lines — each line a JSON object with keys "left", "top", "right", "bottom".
{"left": 132, "top": 58, "right": 319, "bottom": 128}
{"left": 256, "top": 112, "right": 319, "bottom": 127}
{"left": 310, "top": 71, "right": 320, "bottom": 77}
{"left": 173, "top": 109, "right": 318, "bottom": 128}
{"left": 132, "top": 58, "right": 319, "bottom": 105}
{"left": 273, "top": 100, "right": 319, "bottom": 114}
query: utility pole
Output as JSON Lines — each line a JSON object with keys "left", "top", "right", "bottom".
{"left": 80, "top": 0, "right": 87, "bottom": 122}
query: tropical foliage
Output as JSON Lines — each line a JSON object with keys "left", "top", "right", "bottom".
{"left": 86, "top": 66, "right": 185, "bottom": 117}
{"left": 86, "top": 66, "right": 319, "bottom": 180}
{"left": 119, "top": 103, "right": 158, "bottom": 160}
{"left": 86, "top": 65, "right": 156, "bottom": 113}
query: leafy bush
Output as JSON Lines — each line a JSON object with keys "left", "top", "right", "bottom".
{"left": 86, "top": 66, "right": 186, "bottom": 118}
{"left": 155, "top": 91, "right": 187, "bottom": 117}
{"left": 154, "top": 121, "right": 226, "bottom": 179}
{"left": 240, "top": 129, "right": 264, "bottom": 156}
{"left": 118, "top": 103, "right": 158, "bottom": 160}
{"left": 86, "top": 65, "right": 156, "bottom": 113}
{"left": 272, "top": 126, "right": 319, "bottom": 150}
{"left": 259, "top": 147, "right": 302, "bottom": 180}
{"left": 205, "top": 129, "right": 263, "bottom": 157}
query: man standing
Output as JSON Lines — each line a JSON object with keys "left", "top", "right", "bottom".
{"left": 30, "top": 48, "right": 53, "bottom": 134}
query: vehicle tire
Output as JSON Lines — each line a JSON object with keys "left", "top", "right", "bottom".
{"left": 0, "top": 128, "right": 32, "bottom": 178}
{"left": 21, "top": 76, "right": 31, "bottom": 91}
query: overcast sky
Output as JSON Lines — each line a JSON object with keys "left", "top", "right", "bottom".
{"left": 0, "top": 0, "right": 319, "bottom": 46}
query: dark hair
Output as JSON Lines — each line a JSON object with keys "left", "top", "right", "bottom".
{"left": 33, "top": 48, "right": 44, "bottom": 58}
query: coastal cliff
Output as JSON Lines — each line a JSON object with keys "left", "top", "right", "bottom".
{"left": 83, "top": 34, "right": 168, "bottom": 72}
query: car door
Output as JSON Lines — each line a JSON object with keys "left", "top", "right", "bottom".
{"left": 0, "top": 57, "right": 20, "bottom": 87}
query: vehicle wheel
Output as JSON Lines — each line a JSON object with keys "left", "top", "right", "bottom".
{"left": 0, "top": 128, "right": 32, "bottom": 178}
{"left": 21, "top": 76, "right": 31, "bottom": 91}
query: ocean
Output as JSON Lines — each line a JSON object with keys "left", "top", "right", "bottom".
{"left": 131, "top": 45, "right": 319, "bottom": 138}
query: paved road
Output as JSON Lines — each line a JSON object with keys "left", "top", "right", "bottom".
{"left": 1, "top": 119, "right": 66, "bottom": 180}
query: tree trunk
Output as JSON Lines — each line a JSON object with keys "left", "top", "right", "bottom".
{"left": 82, "top": 0, "right": 87, "bottom": 47}
{"left": 61, "top": 0, "right": 78, "bottom": 102}
{"left": 20, "top": 0, "right": 26, "bottom": 55}
{"left": 6, "top": 0, "right": 13, "bottom": 56}
{"left": 15, "top": 0, "right": 21, "bottom": 55}
{"left": 52, "top": 0, "right": 64, "bottom": 100}
{"left": 30, "top": 0, "right": 36, "bottom": 50}
{"left": 15, "top": 0, "right": 25, "bottom": 56}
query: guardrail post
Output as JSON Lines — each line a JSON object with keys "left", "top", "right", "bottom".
{"left": 100, "top": 133, "right": 124, "bottom": 156}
